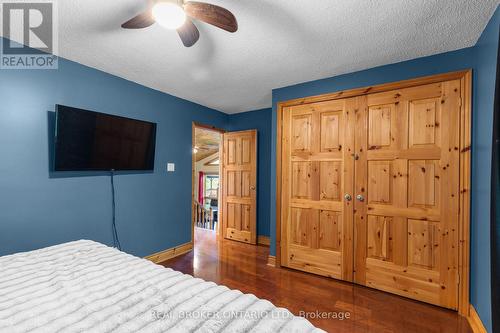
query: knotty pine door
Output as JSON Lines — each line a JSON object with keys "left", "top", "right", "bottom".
{"left": 281, "top": 99, "right": 355, "bottom": 280}
{"left": 222, "top": 130, "right": 258, "bottom": 244}
{"left": 281, "top": 80, "right": 461, "bottom": 309}
{"left": 353, "top": 81, "right": 460, "bottom": 309}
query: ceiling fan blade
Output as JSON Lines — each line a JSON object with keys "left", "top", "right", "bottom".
{"left": 177, "top": 19, "right": 200, "bottom": 47}
{"left": 184, "top": 1, "right": 238, "bottom": 33}
{"left": 121, "top": 10, "right": 154, "bottom": 29}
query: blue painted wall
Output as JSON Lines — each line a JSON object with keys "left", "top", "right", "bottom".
{"left": 0, "top": 38, "right": 229, "bottom": 258}
{"left": 227, "top": 108, "right": 272, "bottom": 237}
{"left": 271, "top": 7, "right": 499, "bottom": 332}
{"left": 469, "top": 8, "right": 499, "bottom": 332}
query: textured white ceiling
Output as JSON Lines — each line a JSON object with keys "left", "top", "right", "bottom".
{"left": 13, "top": 1, "right": 500, "bottom": 113}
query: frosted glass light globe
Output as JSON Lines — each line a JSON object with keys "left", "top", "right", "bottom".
{"left": 152, "top": 2, "right": 186, "bottom": 30}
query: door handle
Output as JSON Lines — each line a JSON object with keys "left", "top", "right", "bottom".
{"left": 356, "top": 194, "right": 365, "bottom": 202}
{"left": 344, "top": 194, "right": 352, "bottom": 201}
{"left": 250, "top": 186, "right": 256, "bottom": 191}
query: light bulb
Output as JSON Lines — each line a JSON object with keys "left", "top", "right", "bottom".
{"left": 152, "top": 2, "right": 186, "bottom": 30}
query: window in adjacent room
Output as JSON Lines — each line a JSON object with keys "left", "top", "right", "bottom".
{"left": 205, "top": 175, "right": 219, "bottom": 199}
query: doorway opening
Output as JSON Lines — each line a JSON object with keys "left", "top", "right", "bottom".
{"left": 192, "top": 123, "right": 224, "bottom": 243}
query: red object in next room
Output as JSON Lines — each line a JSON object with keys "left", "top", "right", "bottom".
{"left": 198, "top": 171, "right": 204, "bottom": 205}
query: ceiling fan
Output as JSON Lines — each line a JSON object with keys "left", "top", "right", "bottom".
{"left": 121, "top": 0, "right": 238, "bottom": 47}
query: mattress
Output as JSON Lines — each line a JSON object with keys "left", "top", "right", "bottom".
{"left": 0, "top": 240, "right": 325, "bottom": 333}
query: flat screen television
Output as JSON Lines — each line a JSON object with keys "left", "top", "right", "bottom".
{"left": 54, "top": 105, "right": 157, "bottom": 171}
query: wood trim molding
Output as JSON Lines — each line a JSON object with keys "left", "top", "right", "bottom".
{"left": 267, "top": 255, "right": 276, "bottom": 267}
{"left": 193, "top": 122, "right": 226, "bottom": 134}
{"left": 217, "top": 134, "right": 224, "bottom": 236}
{"left": 275, "top": 70, "right": 472, "bottom": 312}
{"left": 217, "top": 136, "right": 223, "bottom": 236}
{"left": 279, "top": 70, "right": 470, "bottom": 108}
{"left": 276, "top": 102, "right": 283, "bottom": 268}
{"left": 467, "top": 305, "right": 487, "bottom": 333}
{"left": 458, "top": 70, "right": 472, "bottom": 315}
{"left": 258, "top": 235, "right": 270, "bottom": 246}
{"left": 144, "top": 242, "right": 193, "bottom": 264}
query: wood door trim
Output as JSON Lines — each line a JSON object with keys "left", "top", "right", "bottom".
{"left": 276, "top": 70, "right": 472, "bottom": 315}
{"left": 278, "top": 70, "right": 470, "bottom": 108}
{"left": 275, "top": 106, "right": 283, "bottom": 267}
{"left": 191, "top": 123, "right": 225, "bottom": 243}
{"left": 458, "top": 71, "right": 472, "bottom": 315}
{"left": 193, "top": 122, "right": 225, "bottom": 134}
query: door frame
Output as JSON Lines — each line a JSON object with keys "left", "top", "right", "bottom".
{"left": 275, "top": 70, "right": 472, "bottom": 316}
{"left": 191, "top": 122, "right": 225, "bottom": 243}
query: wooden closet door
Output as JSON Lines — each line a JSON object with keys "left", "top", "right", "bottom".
{"left": 353, "top": 81, "right": 461, "bottom": 309}
{"left": 281, "top": 98, "right": 356, "bottom": 280}
{"left": 222, "top": 130, "right": 257, "bottom": 244}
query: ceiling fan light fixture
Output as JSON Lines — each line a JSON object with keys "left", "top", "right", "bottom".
{"left": 152, "top": 1, "right": 186, "bottom": 30}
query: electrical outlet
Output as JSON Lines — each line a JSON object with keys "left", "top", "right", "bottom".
{"left": 167, "top": 163, "right": 175, "bottom": 172}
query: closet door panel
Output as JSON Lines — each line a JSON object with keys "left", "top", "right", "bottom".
{"left": 282, "top": 99, "right": 355, "bottom": 280}
{"left": 354, "top": 81, "right": 460, "bottom": 310}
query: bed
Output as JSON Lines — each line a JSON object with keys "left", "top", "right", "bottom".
{"left": 0, "top": 240, "right": 324, "bottom": 332}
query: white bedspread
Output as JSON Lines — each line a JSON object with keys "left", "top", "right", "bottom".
{"left": 0, "top": 240, "right": 325, "bottom": 333}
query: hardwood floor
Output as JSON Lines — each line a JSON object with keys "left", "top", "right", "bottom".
{"left": 161, "top": 228, "right": 472, "bottom": 333}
